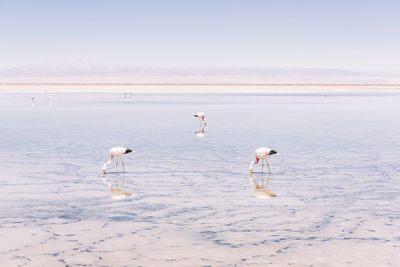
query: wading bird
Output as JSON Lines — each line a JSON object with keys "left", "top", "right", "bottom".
{"left": 249, "top": 147, "right": 278, "bottom": 173}
{"left": 102, "top": 147, "right": 133, "bottom": 174}
{"left": 194, "top": 112, "right": 207, "bottom": 125}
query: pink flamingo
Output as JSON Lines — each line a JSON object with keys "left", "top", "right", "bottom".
{"left": 102, "top": 147, "right": 133, "bottom": 174}
{"left": 249, "top": 147, "right": 278, "bottom": 173}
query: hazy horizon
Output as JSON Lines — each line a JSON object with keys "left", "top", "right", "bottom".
{"left": 1, "top": 63, "right": 400, "bottom": 84}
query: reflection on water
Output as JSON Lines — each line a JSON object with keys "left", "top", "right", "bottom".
{"left": 102, "top": 172, "right": 133, "bottom": 200}
{"left": 249, "top": 172, "right": 277, "bottom": 199}
{"left": 194, "top": 124, "right": 207, "bottom": 137}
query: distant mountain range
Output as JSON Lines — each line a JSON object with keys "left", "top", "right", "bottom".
{"left": 1, "top": 64, "right": 399, "bottom": 84}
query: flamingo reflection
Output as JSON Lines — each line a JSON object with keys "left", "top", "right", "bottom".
{"left": 102, "top": 172, "right": 133, "bottom": 200}
{"left": 194, "top": 124, "right": 207, "bottom": 137}
{"left": 249, "top": 172, "right": 277, "bottom": 199}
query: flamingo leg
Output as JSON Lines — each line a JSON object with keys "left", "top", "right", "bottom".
{"left": 115, "top": 158, "right": 119, "bottom": 167}
{"left": 266, "top": 158, "right": 271, "bottom": 174}
{"left": 120, "top": 158, "right": 125, "bottom": 172}
{"left": 262, "top": 160, "right": 265, "bottom": 173}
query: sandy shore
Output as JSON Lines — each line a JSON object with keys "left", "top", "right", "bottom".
{"left": 1, "top": 83, "right": 400, "bottom": 92}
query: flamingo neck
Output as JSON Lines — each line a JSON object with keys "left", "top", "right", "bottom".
{"left": 102, "top": 159, "right": 112, "bottom": 171}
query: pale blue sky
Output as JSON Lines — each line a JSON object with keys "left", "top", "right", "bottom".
{"left": 1, "top": 0, "right": 399, "bottom": 71}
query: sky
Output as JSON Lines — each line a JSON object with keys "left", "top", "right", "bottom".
{"left": 1, "top": 0, "right": 400, "bottom": 72}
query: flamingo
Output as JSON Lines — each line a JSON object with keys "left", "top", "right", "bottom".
{"left": 249, "top": 147, "right": 278, "bottom": 173}
{"left": 102, "top": 147, "right": 133, "bottom": 174}
{"left": 194, "top": 112, "right": 207, "bottom": 125}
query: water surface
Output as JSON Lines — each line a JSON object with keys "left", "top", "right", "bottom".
{"left": 0, "top": 92, "right": 399, "bottom": 266}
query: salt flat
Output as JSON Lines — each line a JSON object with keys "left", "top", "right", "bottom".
{"left": 0, "top": 91, "right": 399, "bottom": 266}
{"left": 1, "top": 83, "right": 400, "bottom": 92}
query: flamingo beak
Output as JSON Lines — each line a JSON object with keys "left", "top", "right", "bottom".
{"left": 269, "top": 150, "right": 278, "bottom": 155}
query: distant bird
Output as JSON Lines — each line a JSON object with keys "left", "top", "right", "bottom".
{"left": 249, "top": 147, "right": 278, "bottom": 173}
{"left": 31, "top": 96, "right": 36, "bottom": 106}
{"left": 102, "top": 147, "right": 133, "bottom": 174}
{"left": 194, "top": 112, "right": 207, "bottom": 124}
{"left": 129, "top": 91, "right": 134, "bottom": 101}
{"left": 48, "top": 96, "right": 53, "bottom": 106}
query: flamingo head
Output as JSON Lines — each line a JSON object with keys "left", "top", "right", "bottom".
{"left": 124, "top": 148, "right": 134, "bottom": 154}
{"left": 268, "top": 150, "right": 278, "bottom": 155}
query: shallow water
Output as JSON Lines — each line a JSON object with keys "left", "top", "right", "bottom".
{"left": 0, "top": 91, "right": 399, "bottom": 266}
